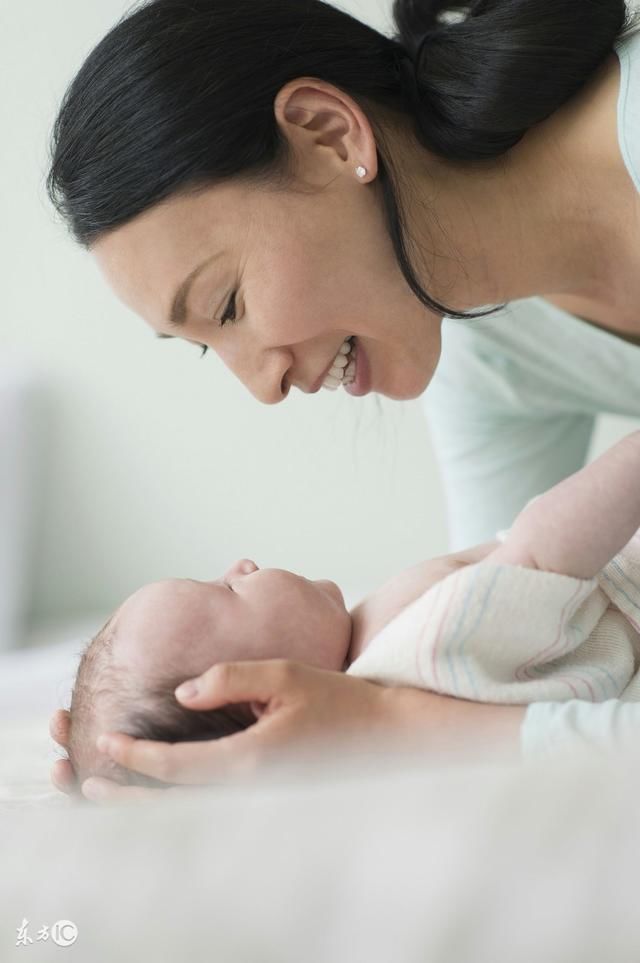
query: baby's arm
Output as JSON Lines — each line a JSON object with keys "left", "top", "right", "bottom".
{"left": 485, "top": 430, "right": 640, "bottom": 579}
{"left": 349, "top": 540, "right": 499, "bottom": 658}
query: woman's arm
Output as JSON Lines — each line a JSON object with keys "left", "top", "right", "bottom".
{"left": 521, "top": 700, "right": 640, "bottom": 757}
{"left": 51, "top": 663, "right": 526, "bottom": 802}
{"left": 423, "top": 310, "right": 596, "bottom": 550}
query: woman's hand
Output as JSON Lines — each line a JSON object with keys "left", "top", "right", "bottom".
{"left": 49, "top": 662, "right": 390, "bottom": 802}
{"left": 48, "top": 707, "right": 194, "bottom": 803}
{"left": 69, "top": 659, "right": 527, "bottom": 802}
{"left": 49, "top": 708, "right": 77, "bottom": 793}
{"left": 93, "top": 661, "right": 393, "bottom": 791}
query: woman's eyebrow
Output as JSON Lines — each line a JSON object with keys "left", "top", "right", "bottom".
{"left": 168, "top": 252, "right": 222, "bottom": 328}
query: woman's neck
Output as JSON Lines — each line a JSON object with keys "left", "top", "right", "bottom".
{"left": 395, "top": 51, "right": 638, "bottom": 315}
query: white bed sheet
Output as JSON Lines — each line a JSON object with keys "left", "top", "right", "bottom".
{"left": 0, "top": 744, "right": 639, "bottom": 963}
{"left": 2, "top": 633, "right": 639, "bottom": 962}
{"left": 0, "top": 630, "right": 88, "bottom": 806}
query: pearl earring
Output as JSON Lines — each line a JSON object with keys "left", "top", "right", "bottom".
{"left": 355, "top": 165, "right": 367, "bottom": 178}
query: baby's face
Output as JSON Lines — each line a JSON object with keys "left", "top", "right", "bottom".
{"left": 110, "top": 559, "right": 352, "bottom": 685}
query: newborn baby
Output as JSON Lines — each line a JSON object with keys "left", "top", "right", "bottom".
{"left": 68, "top": 431, "right": 640, "bottom": 787}
{"left": 69, "top": 564, "right": 360, "bottom": 787}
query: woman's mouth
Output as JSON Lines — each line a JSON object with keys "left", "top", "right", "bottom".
{"left": 321, "top": 337, "right": 356, "bottom": 391}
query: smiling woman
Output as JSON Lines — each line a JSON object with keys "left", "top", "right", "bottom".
{"left": 45, "top": 0, "right": 640, "bottom": 794}
{"left": 45, "top": 0, "right": 640, "bottom": 406}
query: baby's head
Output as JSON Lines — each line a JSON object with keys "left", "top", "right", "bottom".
{"left": 67, "top": 559, "right": 352, "bottom": 788}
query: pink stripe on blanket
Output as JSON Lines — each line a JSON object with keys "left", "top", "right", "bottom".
{"left": 428, "top": 574, "right": 465, "bottom": 691}
{"left": 515, "top": 579, "right": 593, "bottom": 690}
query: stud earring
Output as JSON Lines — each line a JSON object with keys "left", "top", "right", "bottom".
{"left": 355, "top": 165, "right": 367, "bottom": 178}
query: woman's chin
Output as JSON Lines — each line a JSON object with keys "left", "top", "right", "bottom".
{"left": 383, "top": 378, "right": 430, "bottom": 401}
{"left": 368, "top": 359, "right": 433, "bottom": 401}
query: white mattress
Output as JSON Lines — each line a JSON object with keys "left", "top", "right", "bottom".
{"left": 0, "top": 635, "right": 83, "bottom": 807}
{"left": 1, "top": 744, "right": 640, "bottom": 962}
{"left": 2, "top": 637, "right": 640, "bottom": 962}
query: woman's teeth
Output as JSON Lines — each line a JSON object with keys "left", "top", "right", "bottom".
{"left": 322, "top": 337, "right": 356, "bottom": 390}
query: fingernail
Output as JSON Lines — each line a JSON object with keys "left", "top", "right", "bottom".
{"left": 96, "top": 735, "right": 111, "bottom": 753}
{"left": 175, "top": 680, "right": 199, "bottom": 700}
{"left": 83, "top": 780, "right": 105, "bottom": 800}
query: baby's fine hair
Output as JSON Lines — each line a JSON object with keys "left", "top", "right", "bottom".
{"left": 67, "top": 616, "right": 255, "bottom": 789}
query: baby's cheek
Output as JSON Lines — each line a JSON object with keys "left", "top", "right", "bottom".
{"left": 298, "top": 614, "right": 352, "bottom": 672}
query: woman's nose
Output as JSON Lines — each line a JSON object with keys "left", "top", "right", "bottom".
{"left": 247, "top": 374, "right": 290, "bottom": 405}
{"left": 214, "top": 343, "right": 291, "bottom": 405}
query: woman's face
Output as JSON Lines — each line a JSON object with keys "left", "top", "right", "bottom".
{"left": 91, "top": 148, "right": 442, "bottom": 403}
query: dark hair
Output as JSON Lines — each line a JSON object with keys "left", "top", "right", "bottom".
{"left": 68, "top": 619, "right": 254, "bottom": 789}
{"left": 46, "top": 0, "right": 637, "bottom": 325}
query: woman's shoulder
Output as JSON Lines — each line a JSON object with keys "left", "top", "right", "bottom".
{"left": 428, "top": 296, "right": 640, "bottom": 417}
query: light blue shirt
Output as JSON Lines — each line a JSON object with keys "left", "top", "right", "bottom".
{"left": 421, "top": 21, "right": 640, "bottom": 757}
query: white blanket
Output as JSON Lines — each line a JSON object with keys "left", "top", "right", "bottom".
{"left": 348, "top": 534, "right": 640, "bottom": 703}
{"left": 2, "top": 745, "right": 640, "bottom": 963}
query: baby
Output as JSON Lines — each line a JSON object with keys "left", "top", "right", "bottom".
{"left": 68, "top": 431, "right": 640, "bottom": 787}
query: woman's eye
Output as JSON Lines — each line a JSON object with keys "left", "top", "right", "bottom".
{"left": 220, "top": 291, "right": 237, "bottom": 328}
{"left": 197, "top": 290, "right": 238, "bottom": 356}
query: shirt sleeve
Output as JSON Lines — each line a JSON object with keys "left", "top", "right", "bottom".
{"left": 423, "top": 318, "right": 596, "bottom": 549}
{"left": 521, "top": 700, "right": 640, "bottom": 758}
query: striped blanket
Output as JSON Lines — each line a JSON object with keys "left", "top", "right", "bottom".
{"left": 347, "top": 534, "right": 640, "bottom": 704}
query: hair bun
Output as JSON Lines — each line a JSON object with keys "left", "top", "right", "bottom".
{"left": 392, "top": 0, "right": 633, "bottom": 162}
{"left": 396, "top": 33, "right": 431, "bottom": 109}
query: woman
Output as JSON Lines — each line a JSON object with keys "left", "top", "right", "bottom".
{"left": 47, "top": 0, "right": 640, "bottom": 801}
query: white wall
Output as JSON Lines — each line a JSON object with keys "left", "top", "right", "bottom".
{"left": 1, "top": 0, "right": 636, "bottom": 636}
{"left": 1, "top": 0, "right": 451, "bottom": 632}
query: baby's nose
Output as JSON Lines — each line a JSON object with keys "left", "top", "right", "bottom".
{"left": 229, "top": 558, "right": 258, "bottom": 577}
